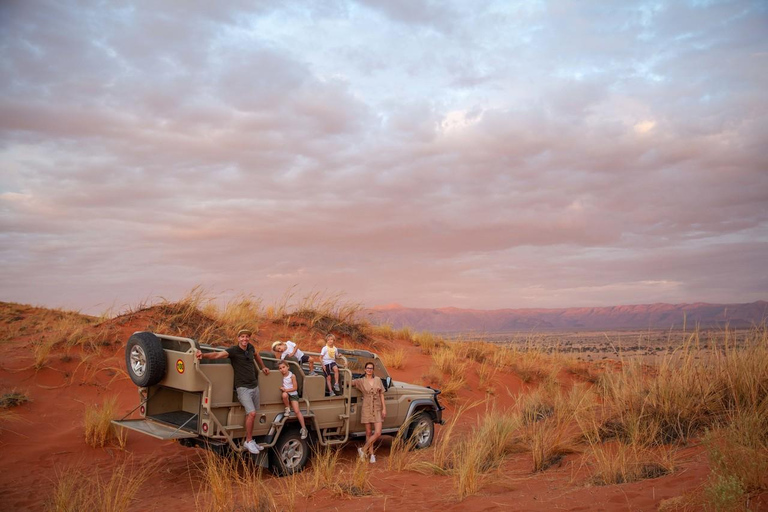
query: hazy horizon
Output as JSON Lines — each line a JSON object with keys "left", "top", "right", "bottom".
{"left": 2, "top": 1, "right": 767, "bottom": 315}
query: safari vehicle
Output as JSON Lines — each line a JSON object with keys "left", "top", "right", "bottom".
{"left": 113, "top": 332, "right": 444, "bottom": 475}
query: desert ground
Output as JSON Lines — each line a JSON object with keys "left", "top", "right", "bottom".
{"left": 1, "top": 296, "right": 766, "bottom": 511}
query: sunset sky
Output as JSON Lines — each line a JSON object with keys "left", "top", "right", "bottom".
{"left": 1, "top": 0, "right": 767, "bottom": 315}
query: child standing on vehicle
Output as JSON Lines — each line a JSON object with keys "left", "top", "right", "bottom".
{"left": 320, "top": 333, "right": 341, "bottom": 394}
{"left": 271, "top": 340, "right": 317, "bottom": 374}
{"left": 277, "top": 361, "right": 308, "bottom": 440}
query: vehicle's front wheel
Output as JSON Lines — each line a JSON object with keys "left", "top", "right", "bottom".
{"left": 270, "top": 429, "right": 309, "bottom": 476}
{"left": 125, "top": 332, "right": 166, "bottom": 387}
{"left": 406, "top": 413, "right": 435, "bottom": 449}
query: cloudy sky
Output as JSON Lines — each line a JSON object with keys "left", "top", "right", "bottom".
{"left": 1, "top": 0, "right": 767, "bottom": 315}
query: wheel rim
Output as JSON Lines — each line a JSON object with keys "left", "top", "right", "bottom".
{"left": 279, "top": 439, "right": 304, "bottom": 470}
{"left": 129, "top": 345, "right": 147, "bottom": 377}
{"left": 416, "top": 420, "right": 431, "bottom": 445}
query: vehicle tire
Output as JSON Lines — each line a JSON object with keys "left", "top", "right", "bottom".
{"left": 125, "top": 331, "right": 166, "bottom": 387}
{"left": 269, "top": 429, "right": 310, "bottom": 476}
{"left": 406, "top": 412, "right": 435, "bottom": 449}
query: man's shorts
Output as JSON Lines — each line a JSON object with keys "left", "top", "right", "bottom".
{"left": 236, "top": 386, "right": 260, "bottom": 415}
{"left": 288, "top": 392, "right": 299, "bottom": 402}
{"left": 322, "top": 361, "right": 338, "bottom": 376}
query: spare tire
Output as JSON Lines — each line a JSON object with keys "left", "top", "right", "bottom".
{"left": 125, "top": 332, "right": 166, "bottom": 387}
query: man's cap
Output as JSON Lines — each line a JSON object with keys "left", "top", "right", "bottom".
{"left": 237, "top": 329, "right": 252, "bottom": 337}
{"left": 271, "top": 341, "right": 282, "bottom": 350}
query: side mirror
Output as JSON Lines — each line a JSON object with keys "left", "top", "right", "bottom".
{"left": 384, "top": 377, "right": 392, "bottom": 391}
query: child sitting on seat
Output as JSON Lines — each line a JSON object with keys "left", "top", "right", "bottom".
{"left": 277, "top": 361, "right": 308, "bottom": 440}
{"left": 320, "top": 333, "right": 341, "bottom": 395}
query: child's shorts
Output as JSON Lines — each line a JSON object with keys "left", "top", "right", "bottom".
{"left": 322, "top": 362, "right": 338, "bottom": 376}
{"left": 298, "top": 354, "right": 311, "bottom": 364}
{"left": 288, "top": 392, "right": 299, "bottom": 402}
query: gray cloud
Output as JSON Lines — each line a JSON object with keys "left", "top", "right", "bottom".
{"left": 1, "top": 0, "right": 766, "bottom": 314}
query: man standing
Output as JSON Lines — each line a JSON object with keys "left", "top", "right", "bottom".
{"left": 196, "top": 328, "right": 269, "bottom": 454}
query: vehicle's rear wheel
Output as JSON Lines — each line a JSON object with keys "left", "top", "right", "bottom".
{"left": 270, "top": 429, "right": 309, "bottom": 476}
{"left": 125, "top": 332, "right": 166, "bottom": 387}
{"left": 407, "top": 413, "right": 435, "bottom": 449}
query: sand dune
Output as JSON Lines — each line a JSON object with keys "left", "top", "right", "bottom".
{"left": 0, "top": 300, "right": 765, "bottom": 511}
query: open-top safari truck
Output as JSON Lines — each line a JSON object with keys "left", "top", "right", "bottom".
{"left": 113, "top": 332, "right": 444, "bottom": 475}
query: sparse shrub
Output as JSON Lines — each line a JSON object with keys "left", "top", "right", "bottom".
{"left": 705, "top": 473, "right": 746, "bottom": 512}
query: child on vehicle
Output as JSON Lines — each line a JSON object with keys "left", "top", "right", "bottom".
{"left": 277, "top": 361, "right": 308, "bottom": 440}
{"left": 320, "top": 333, "right": 341, "bottom": 394}
{"left": 271, "top": 340, "right": 316, "bottom": 374}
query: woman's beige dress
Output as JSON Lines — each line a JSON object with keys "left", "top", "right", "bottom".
{"left": 352, "top": 377, "right": 384, "bottom": 424}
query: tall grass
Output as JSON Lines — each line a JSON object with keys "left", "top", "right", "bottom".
{"left": 597, "top": 327, "right": 768, "bottom": 447}
{"left": 47, "top": 457, "right": 152, "bottom": 512}
{"left": 84, "top": 396, "right": 119, "bottom": 448}
{"left": 195, "top": 451, "right": 276, "bottom": 512}
{"left": 380, "top": 348, "right": 407, "bottom": 370}
{"left": 333, "top": 456, "right": 374, "bottom": 497}
{"left": 308, "top": 445, "right": 340, "bottom": 492}
{"left": 411, "top": 331, "right": 445, "bottom": 354}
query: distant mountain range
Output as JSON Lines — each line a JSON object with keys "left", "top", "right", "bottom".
{"left": 362, "top": 301, "right": 768, "bottom": 332}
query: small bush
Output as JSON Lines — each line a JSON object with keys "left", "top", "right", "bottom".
{"left": 0, "top": 390, "right": 30, "bottom": 409}
{"left": 705, "top": 474, "right": 746, "bottom": 511}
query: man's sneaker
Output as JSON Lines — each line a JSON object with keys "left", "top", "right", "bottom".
{"left": 284, "top": 407, "right": 291, "bottom": 415}
{"left": 300, "top": 427, "right": 308, "bottom": 440}
{"left": 244, "top": 440, "right": 259, "bottom": 454}
{"left": 369, "top": 454, "right": 376, "bottom": 464}
{"left": 357, "top": 447, "right": 365, "bottom": 460}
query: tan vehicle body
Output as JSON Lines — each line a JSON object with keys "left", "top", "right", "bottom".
{"left": 114, "top": 332, "right": 444, "bottom": 474}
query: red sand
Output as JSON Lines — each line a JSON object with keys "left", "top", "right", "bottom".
{"left": 0, "top": 304, "right": 765, "bottom": 511}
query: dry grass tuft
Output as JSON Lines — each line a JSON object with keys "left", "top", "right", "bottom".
{"left": 84, "top": 396, "right": 120, "bottom": 448}
{"left": 333, "top": 456, "right": 374, "bottom": 497}
{"left": 47, "top": 457, "right": 153, "bottom": 512}
{"left": 308, "top": 445, "right": 340, "bottom": 492}
{"left": 585, "top": 441, "right": 674, "bottom": 485}
{"left": 388, "top": 422, "right": 421, "bottom": 471}
{"left": 411, "top": 331, "right": 446, "bottom": 354}
{"left": 195, "top": 451, "right": 276, "bottom": 512}
{"left": 380, "top": 348, "right": 407, "bottom": 370}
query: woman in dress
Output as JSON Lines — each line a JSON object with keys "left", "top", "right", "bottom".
{"left": 352, "top": 361, "right": 387, "bottom": 463}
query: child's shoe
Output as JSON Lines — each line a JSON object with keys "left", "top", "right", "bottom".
{"left": 357, "top": 447, "right": 365, "bottom": 460}
{"left": 300, "top": 427, "right": 308, "bottom": 439}
{"left": 284, "top": 407, "right": 291, "bottom": 415}
{"left": 369, "top": 454, "right": 376, "bottom": 463}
